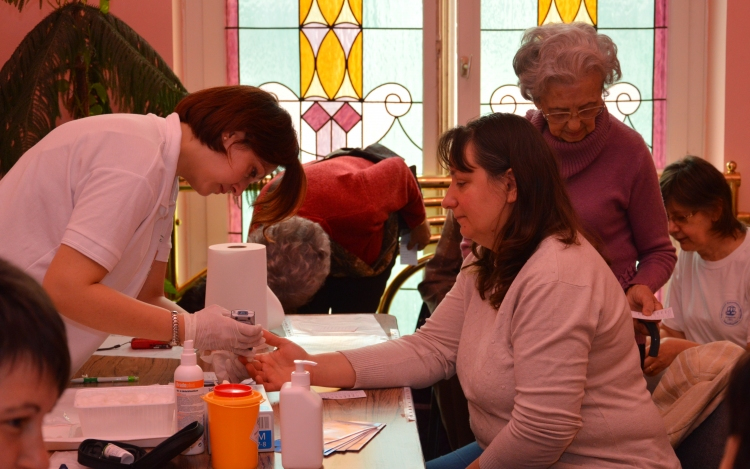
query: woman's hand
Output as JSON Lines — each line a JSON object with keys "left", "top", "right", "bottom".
{"left": 243, "top": 330, "right": 311, "bottom": 391}
{"left": 627, "top": 284, "right": 662, "bottom": 335}
{"left": 408, "top": 218, "right": 431, "bottom": 251}
{"left": 643, "top": 337, "right": 698, "bottom": 376}
{"left": 626, "top": 284, "right": 661, "bottom": 315}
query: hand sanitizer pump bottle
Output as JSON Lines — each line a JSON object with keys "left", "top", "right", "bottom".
{"left": 280, "top": 360, "right": 323, "bottom": 469}
{"left": 174, "top": 340, "right": 205, "bottom": 455}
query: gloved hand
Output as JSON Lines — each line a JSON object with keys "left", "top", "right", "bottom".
{"left": 212, "top": 351, "right": 251, "bottom": 384}
{"left": 182, "top": 304, "right": 265, "bottom": 357}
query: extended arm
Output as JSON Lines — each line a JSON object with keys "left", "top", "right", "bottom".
{"left": 44, "top": 245, "right": 184, "bottom": 341}
{"left": 247, "top": 331, "right": 356, "bottom": 390}
{"left": 43, "top": 245, "right": 263, "bottom": 354}
{"left": 626, "top": 148, "right": 677, "bottom": 298}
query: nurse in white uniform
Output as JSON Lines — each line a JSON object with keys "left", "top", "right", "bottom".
{"left": 0, "top": 85, "right": 306, "bottom": 374}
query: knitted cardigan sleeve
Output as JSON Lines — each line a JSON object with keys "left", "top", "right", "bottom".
{"left": 625, "top": 145, "right": 677, "bottom": 292}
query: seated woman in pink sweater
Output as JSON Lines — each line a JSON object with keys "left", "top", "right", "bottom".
{"left": 246, "top": 113, "right": 679, "bottom": 469}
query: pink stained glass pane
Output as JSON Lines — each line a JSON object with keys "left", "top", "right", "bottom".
{"left": 653, "top": 0, "right": 668, "bottom": 169}
{"left": 333, "top": 102, "right": 361, "bottom": 132}
{"left": 331, "top": 121, "right": 347, "bottom": 151}
{"left": 302, "top": 102, "right": 331, "bottom": 132}
{"left": 316, "top": 120, "right": 332, "bottom": 157}
{"left": 226, "top": 0, "right": 239, "bottom": 86}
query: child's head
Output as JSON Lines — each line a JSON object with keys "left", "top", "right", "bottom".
{"left": 0, "top": 258, "right": 70, "bottom": 469}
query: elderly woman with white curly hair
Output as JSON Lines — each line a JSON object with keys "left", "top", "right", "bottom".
{"left": 247, "top": 216, "right": 331, "bottom": 313}
{"left": 516, "top": 22, "right": 676, "bottom": 336}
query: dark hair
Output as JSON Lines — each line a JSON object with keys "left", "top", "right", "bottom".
{"left": 660, "top": 156, "right": 746, "bottom": 239}
{"left": 0, "top": 258, "right": 70, "bottom": 395}
{"left": 438, "top": 113, "right": 586, "bottom": 308}
{"left": 175, "top": 86, "right": 306, "bottom": 227}
{"left": 726, "top": 352, "right": 750, "bottom": 468}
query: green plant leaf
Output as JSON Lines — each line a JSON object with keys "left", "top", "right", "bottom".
{"left": 0, "top": 3, "right": 187, "bottom": 175}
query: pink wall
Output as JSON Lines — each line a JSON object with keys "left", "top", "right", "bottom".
{"left": 0, "top": 1, "right": 174, "bottom": 72}
{"left": 725, "top": 0, "right": 750, "bottom": 213}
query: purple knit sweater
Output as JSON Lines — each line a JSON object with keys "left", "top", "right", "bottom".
{"left": 526, "top": 107, "right": 676, "bottom": 292}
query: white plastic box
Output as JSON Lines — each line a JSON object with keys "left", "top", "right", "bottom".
{"left": 74, "top": 385, "right": 176, "bottom": 439}
{"left": 251, "top": 385, "right": 274, "bottom": 452}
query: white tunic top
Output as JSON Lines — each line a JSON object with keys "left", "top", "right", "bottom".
{"left": 0, "top": 113, "right": 181, "bottom": 373}
{"left": 663, "top": 233, "right": 750, "bottom": 347}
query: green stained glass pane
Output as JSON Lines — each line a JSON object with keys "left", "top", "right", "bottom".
{"left": 481, "top": 0, "right": 536, "bottom": 30}
{"left": 480, "top": 104, "right": 494, "bottom": 117}
{"left": 238, "top": 29, "right": 300, "bottom": 95}
{"left": 601, "top": 29, "right": 654, "bottom": 100}
{"left": 364, "top": 0, "right": 422, "bottom": 29}
{"left": 598, "top": 0, "right": 654, "bottom": 28}
{"left": 625, "top": 101, "right": 653, "bottom": 148}
{"left": 238, "top": 0, "right": 297, "bottom": 28}
{"left": 363, "top": 30, "right": 422, "bottom": 100}
{"left": 481, "top": 30, "right": 525, "bottom": 104}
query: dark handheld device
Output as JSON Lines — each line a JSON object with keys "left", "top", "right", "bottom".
{"left": 230, "top": 309, "right": 255, "bottom": 324}
{"left": 637, "top": 320, "right": 661, "bottom": 369}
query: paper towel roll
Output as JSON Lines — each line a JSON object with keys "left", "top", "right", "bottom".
{"left": 206, "top": 243, "right": 268, "bottom": 327}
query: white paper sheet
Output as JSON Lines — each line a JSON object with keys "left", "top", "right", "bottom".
{"left": 399, "top": 232, "right": 418, "bottom": 265}
{"left": 631, "top": 307, "right": 674, "bottom": 321}
{"left": 282, "top": 314, "right": 387, "bottom": 338}
{"left": 286, "top": 335, "right": 388, "bottom": 355}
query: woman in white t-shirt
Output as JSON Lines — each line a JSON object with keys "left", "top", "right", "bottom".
{"left": 644, "top": 156, "right": 749, "bottom": 377}
{"left": 0, "top": 86, "right": 306, "bottom": 374}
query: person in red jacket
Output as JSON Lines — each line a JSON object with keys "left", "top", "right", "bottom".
{"left": 253, "top": 145, "right": 431, "bottom": 313}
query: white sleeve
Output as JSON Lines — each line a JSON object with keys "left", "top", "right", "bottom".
{"left": 62, "top": 168, "right": 156, "bottom": 271}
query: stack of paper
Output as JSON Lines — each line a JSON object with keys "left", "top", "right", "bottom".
{"left": 323, "top": 420, "right": 385, "bottom": 455}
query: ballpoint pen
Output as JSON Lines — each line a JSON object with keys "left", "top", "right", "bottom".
{"left": 70, "top": 376, "right": 139, "bottom": 384}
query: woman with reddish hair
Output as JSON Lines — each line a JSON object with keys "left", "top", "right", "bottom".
{"left": 0, "top": 85, "right": 305, "bottom": 374}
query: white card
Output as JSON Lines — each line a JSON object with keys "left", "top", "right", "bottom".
{"left": 631, "top": 307, "right": 674, "bottom": 321}
{"left": 400, "top": 232, "right": 418, "bottom": 265}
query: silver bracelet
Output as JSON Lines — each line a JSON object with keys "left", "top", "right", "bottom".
{"left": 170, "top": 311, "right": 179, "bottom": 346}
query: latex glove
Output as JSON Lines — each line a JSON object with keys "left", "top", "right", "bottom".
{"left": 212, "top": 351, "right": 251, "bottom": 383}
{"left": 183, "top": 304, "right": 264, "bottom": 357}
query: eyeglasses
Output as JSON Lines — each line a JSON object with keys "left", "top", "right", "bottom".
{"left": 542, "top": 105, "right": 605, "bottom": 125}
{"left": 667, "top": 212, "right": 694, "bottom": 225}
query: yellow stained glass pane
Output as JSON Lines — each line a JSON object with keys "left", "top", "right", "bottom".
{"left": 348, "top": 31, "right": 362, "bottom": 98}
{"left": 300, "top": 32, "right": 315, "bottom": 96}
{"left": 300, "top": 0, "right": 314, "bottom": 24}
{"left": 318, "top": 0, "right": 345, "bottom": 26}
{"left": 555, "top": 0, "right": 583, "bottom": 23}
{"left": 539, "top": 0, "right": 553, "bottom": 25}
{"left": 584, "top": 0, "right": 597, "bottom": 24}
{"left": 348, "top": 0, "right": 362, "bottom": 24}
{"left": 317, "top": 30, "right": 346, "bottom": 98}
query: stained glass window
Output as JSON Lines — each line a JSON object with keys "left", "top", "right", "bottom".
{"left": 481, "top": 0, "right": 667, "bottom": 168}
{"left": 226, "top": 0, "right": 424, "bottom": 241}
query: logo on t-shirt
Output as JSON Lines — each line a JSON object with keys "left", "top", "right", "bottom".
{"left": 720, "top": 302, "right": 743, "bottom": 326}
